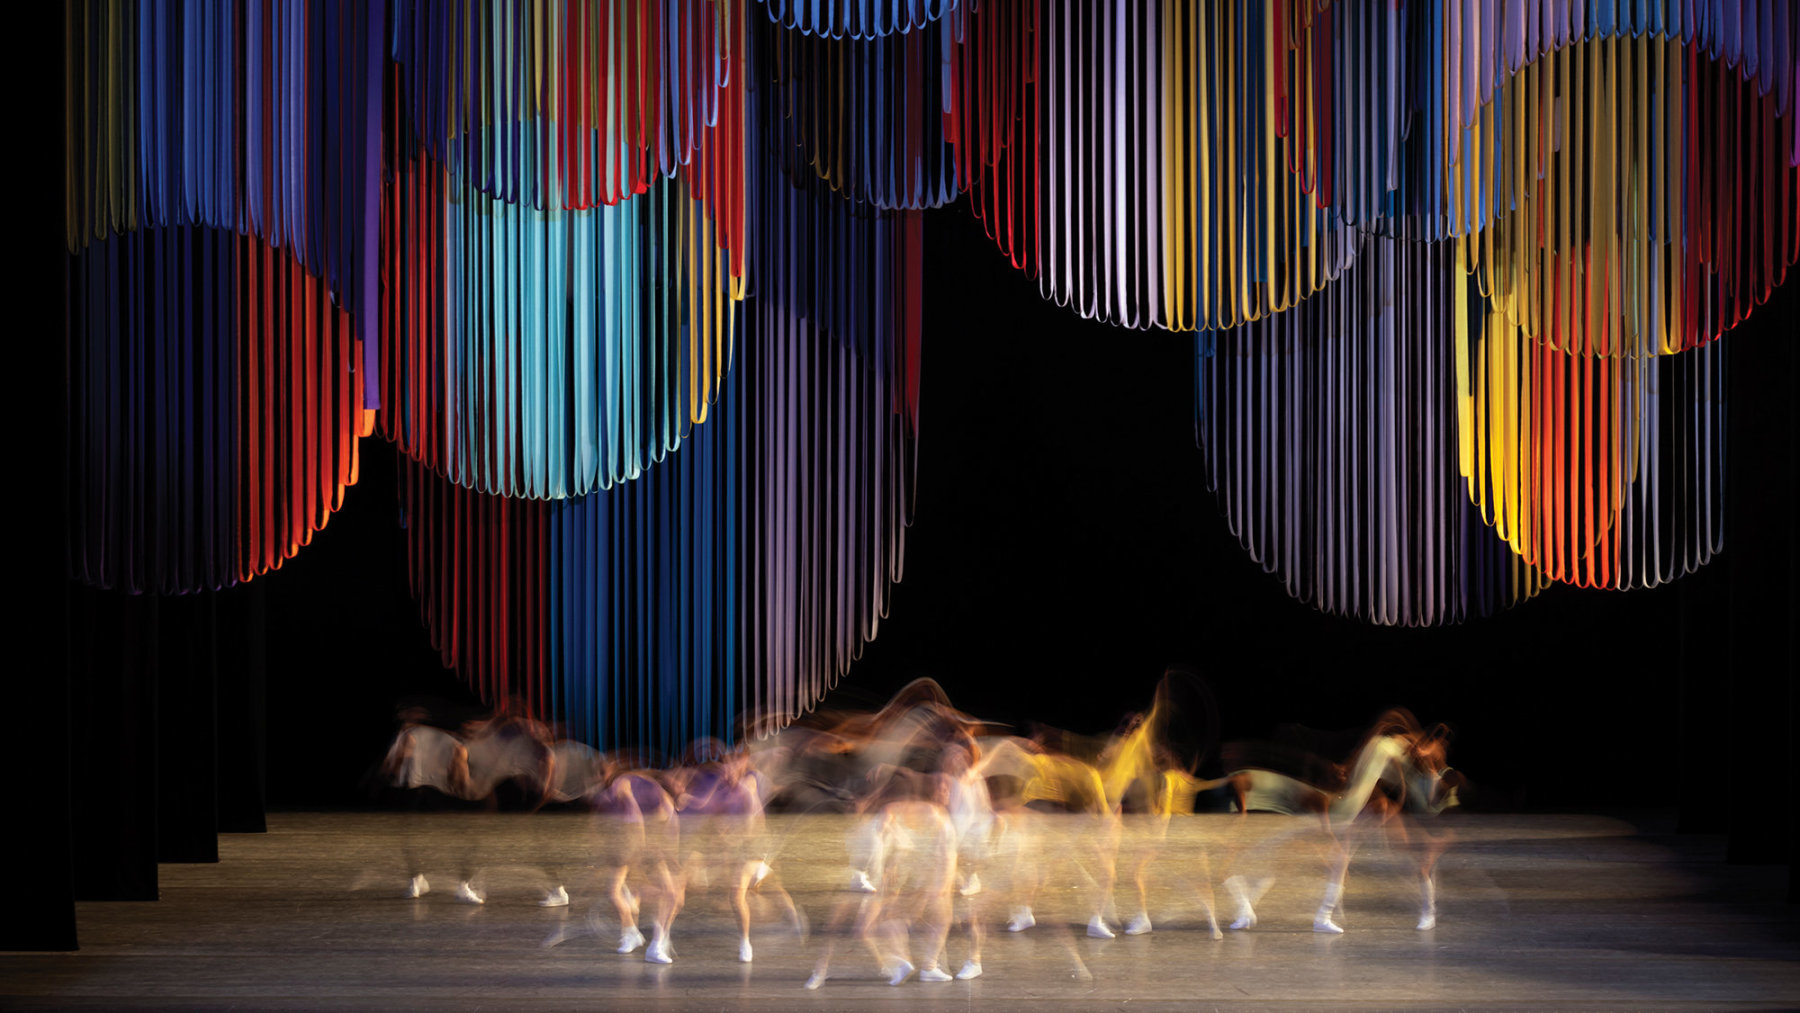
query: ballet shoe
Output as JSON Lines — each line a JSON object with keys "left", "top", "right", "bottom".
{"left": 1086, "top": 915, "right": 1116, "bottom": 939}
{"left": 850, "top": 870, "right": 877, "bottom": 893}
{"left": 1417, "top": 912, "right": 1437, "bottom": 931}
{"left": 1006, "top": 907, "right": 1035, "bottom": 932}
{"left": 886, "top": 959, "right": 915, "bottom": 985}
{"left": 405, "top": 874, "right": 430, "bottom": 899}
{"left": 645, "top": 932, "right": 673, "bottom": 964}
{"left": 960, "top": 873, "right": 982, "bottom": 897}
{"left": 803, "top": 970, "right": 827, "bottom": 990}
{"left": 539, "top": 885, "right": 569, "bottom": 907}
{"left": 616, "top": 926, "right": 646, "bottom": 953}
{"left": 918, "top": 966, "right": 953, "bottom": 983}
{"left": 1229, "top": 909, "right": 1256, "bottom": 931}
{"left": 751, "top": 861, "right": 772, "bottom": 887}
{"left": 1124, "top": 913, "right": 1152, "bottom": 936}
{"left": 454, "top": 881, "right": 485, "bottom": 905}
{"left": 1313, "top": 915, "right": 1344, "bottom": 934}
{"left": 738, "top": 938, "right": 754, "bottom": 963}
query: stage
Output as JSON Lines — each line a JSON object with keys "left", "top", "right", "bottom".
{"left": 5, "top": 811, "right": 1796, "bottom": 1009}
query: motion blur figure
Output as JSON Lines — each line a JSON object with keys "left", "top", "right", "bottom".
{"left": 1000, "top": 734, "right": 1120, "bottom": 940}
{"left": 1213, "top": 708, "right": 1461, "bottom": 933}
{"left": 969, "top": 736, "right": 1102, "bottom": 981}
{"left": 379, "top": 705, "right": 475, "bottom": 901}
{"left": 1097, "top": 691, "right": 1225, "bottom": 940}
{"left": 806, "top": 771, "right": 962, "bottom": 988}
{"left": 379, "top": 679, "right": 1463, "bottom": 981}
{"left": 942, "top": 740, "right": 993, "bottom": 979}
{"left": 453, "top": 703, "right": 565, "bottom": 906}
{"left": 587, "top": 759, "right": 683, "bottom": 962}
{"left": 670, "top": 743, "right": 802, "bottom": 963}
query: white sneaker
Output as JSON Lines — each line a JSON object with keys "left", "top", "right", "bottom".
{"left": 1416, "top": 912, "right": 1437, "bottom": 931}
{"left": 645, "top": 932, "right": 673, "bottom": 964}
{"left": 1006, "top": 907, "right": 1035, "bottom": 932}
{"left": 886, "top": 959, "right": 914, "bottom": 985}
{"left": 539, "top": 885, "right": 569, "bottom": 907}
{"left": 1124, "top": 912, "right": 1152, "bottom": 935}
{"left": 1313, "top": 915, "right": 1344, "bottom": 934}
{"left": 960, "top": 873, "right": 982, "bottom": 897}
{"left": 738, "top": 938, "right": 754, "bottom": 963}
{"left": 803, "top": 969, "right": 828, "bottom": 990}
{"left": 918, "top": 966, "right": 953, "bottom": 983}
{"left": 956, "top": 960, "right": 982, "bottom": 980}
{"left": 1086, "top": 915, "right": 1115, "bottom": 939}
{"left": 850, "top": 870, "right": 877, "bottom": 893}
{"left": 405, "top": 874, "right": 430, "bottom": 899}
{"left": 617, "top": 926, "right": 646, "bottom": 953}
{"left": 454, "top": 881, "right": 485, "bottom": 905}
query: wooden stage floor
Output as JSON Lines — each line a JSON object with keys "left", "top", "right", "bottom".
{"left": 5, "top": 811, "right": 1798, "bottom": 1009}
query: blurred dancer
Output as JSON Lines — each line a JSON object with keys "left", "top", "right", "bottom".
{"left": 970, "top": 736, "right": 1098, "bottom": 981}
{"left": 379, "top": 705, "right": 475, "bottom": 901}
{"left": 1214, "top": 709, "right": 1460, "bottom": 933}
{"left": 806, "top": 771, "right": 960, "bottom": 988}
{"left": 1098, "top": 699, "right": 1225, "bottom": 940}
{"left": 671, "top": 743, "right": 802, "bottom": 963}
{"left": 586, "top": 757, "right": 683, "bottom": 962}
{"left": 454, "top": 704, "right": 562, "bottom": 905}
{"left": 942, "top": 740, "right": 993, "bottom": 979}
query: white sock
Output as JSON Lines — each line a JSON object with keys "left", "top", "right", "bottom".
{"left": 1417, "top": 874, "right": 1438, "bottom": 930}
{"left": 1314, "top": 881, "right": 1344, "bottom": 933}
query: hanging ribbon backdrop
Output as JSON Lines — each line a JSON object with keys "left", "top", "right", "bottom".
{"left": 64, "top": 1, "right": 1798, "bottom": 746}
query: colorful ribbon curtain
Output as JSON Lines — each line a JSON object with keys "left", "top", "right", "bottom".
{"left": 759, "top": 12, "right": 961, "bottom": 208}
{"left": 398, "top": 167, "right": 922, "bottom": 756}
{"left": 389, "top": 1, "right": 750, "bottom": 292}
{"left": 64, "top": 0, "right": 384, "bottom": 594}
{"left": 388, "top": 1, "right": 745, "bottom": 224}
{"left": 758, "top": 0, "right": 955, "bottom": 40}
{"left": 1198, "top": 237, "right": 1546, "bottom": 626}
{"left": 1456, "top": 250, "right": 1726, "bottom": 590}
{"left": 1446, "top": 35, "right": 1799, "bottom": 358}
{"left": 379, "top": 151, "right": 739, "bottom": 499}
{"left": 950, "top": 0, "right": 1362, "bottom": 330}
{"left": 64, "top": 0, "right": 387, "bottom": 402}
{"left": 60, "top": 0, "right": 1799, "bottom": 737}
{"left": 947, "top": 1, "right": 1798, "bottom": 336}
{"left": 67, "top": 225, "right": 372, "bottom": 594}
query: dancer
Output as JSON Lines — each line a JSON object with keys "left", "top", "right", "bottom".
{"left": 942, "top": 739, "right": 993, "bottom": 979}
{"left": 969, "top": 736, "right": 1100, "bottom": 980}
{"left": 805, "top": 770, "right": 960, "bottom": 988}
{"left": 1213, "top": 709, "right": 1460, "bottom": 933}
{"left": 1096, "top": 685, "right": 1226, "bottom": 940}
{"left": 379, "top": 705, "right": 476, "bottom": 901}
{"left": 588, "top": 758, "right": 683, "bottom": 962}
{"left": 671, "top": 743, "right": 803, "bottom": 963}
{"left": 453, "top": 705, "right": 562, "bottom": 905}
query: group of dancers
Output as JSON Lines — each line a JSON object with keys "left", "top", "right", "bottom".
{"left": 379, "top": 674, "right": 1463, "bottom": 987}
